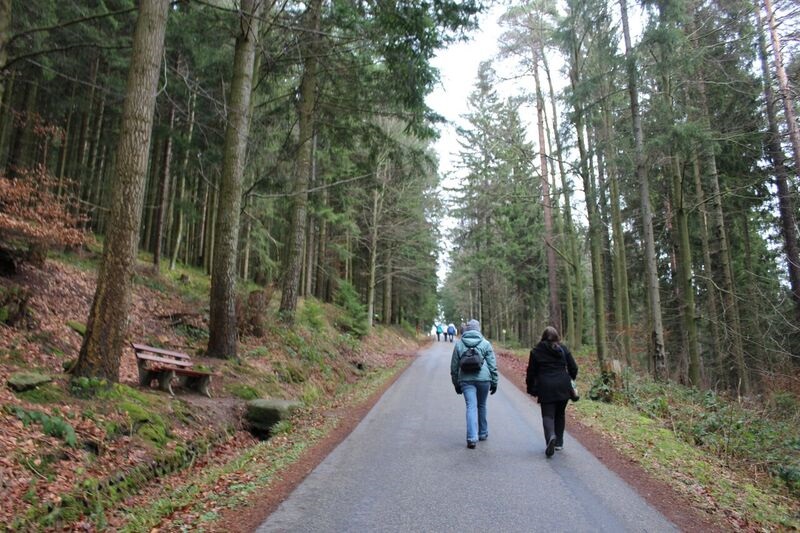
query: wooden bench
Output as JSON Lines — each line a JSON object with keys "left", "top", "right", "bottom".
{"left": 132, "top": 343, "right": 213, "bottom": 398}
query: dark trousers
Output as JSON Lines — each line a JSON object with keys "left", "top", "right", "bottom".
{"left": 540, "top": 400, "right": 568, "bottom": 445}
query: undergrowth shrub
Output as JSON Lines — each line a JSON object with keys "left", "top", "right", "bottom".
{"left": 333, "top": 280, "right": 367, "bottom": 338}
{"left": 299, "top": 299, "right": 325, "bottom": 331}
{"left": 9, "top": 406, "right": 77, "bottom": 447}
{"left": 618, "top": 372, "right": 800, "bottom": 496}
{"left": 228, "top": 383, "right": 260, "bottom": 400}
{"left": 70, "top": 376, "right": 109, "bottom": 398}
{"left": 588, "top": 371, "right": 616, "bottom": 402}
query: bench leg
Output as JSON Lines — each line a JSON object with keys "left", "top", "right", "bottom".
{"left": 137, "top": 363, "right": 153, "bottom": 387}
{"left": 157, "top": 370, "right": 176, "bottom": 396}
{"left": 184, "top": 375, "right": 212, "bottom": 398}
{"left": 198, "top": 375, "right": 211, "bottom": 398}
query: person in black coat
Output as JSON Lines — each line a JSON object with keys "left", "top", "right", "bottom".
{"left": 526, "top": 326, "right": 578, "bottom": 457}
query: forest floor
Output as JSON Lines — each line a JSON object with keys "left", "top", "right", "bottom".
{"left": 1, "top": 250, "right": 798, "bottom": 531}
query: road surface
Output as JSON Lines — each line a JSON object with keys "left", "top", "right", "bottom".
{"left": 257, "top": 340, "right": 676, "bottom": 532}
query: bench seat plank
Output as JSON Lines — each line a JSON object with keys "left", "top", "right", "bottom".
{"left": 135, "top": 352, "right": 193, "bottom": 368}
{"left": 132, "top": 343, "right": 191, "bottom": 360}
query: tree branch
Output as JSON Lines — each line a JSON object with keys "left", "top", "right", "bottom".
{"left": 4, "top": 43, "right": 131, "bottom": 71}
{"left": 7, "top": 7, "right": 137, "bottom": 46}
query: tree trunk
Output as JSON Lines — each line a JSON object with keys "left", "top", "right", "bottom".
{"left": 569, "top": 49, "right": 607, "bottom": 369}
{"left": 207, "top": 0, "right": 262, "bottom": 359}
{"left": 88, "top": 89, "right": 107, "bottom": 229}
{"left": 0, "top": 0, "right": 10, "bottom": 110}
{"left": 77, "top": 56, "right": 99, "bottom": 196}
{"left": 533, "top": 48, "right": 561, "bottom": 332}
{"left": 6, "top": 81, "right": 36, "bottom": 177}
{"left": 592, "top": 130, "right": 615, "bottom": 328}
{"left": 763, "top": 0, "right": 800, "bottom": 179}
{"left": 366, "top": 186, "right": 382, "bottom": 329}
{"left": 543, "top": 54, "right": 581, "bottom": 347}
{"left": 279, "top": 0, "right": 322, "bottom": 320}
{"left": 755, "top": 6, "right": 800, "bottom": 325}
{"left": 669, "top": 153, "right": 701, "bottom": 386}
{"left": 74, "top": 0, "right": 169, "bottom": 381}
{"left": 602, "top": 99, "right": 632, "bottom": 366}
{"left": 383, "top": 254, "right": 393, "bottom": 325}
{"left": 315, "top": 184, "right": 329, "bottom": 300}
{"left": 153, "top": 101, "right": 175, "bottom": 269}
{"left": 692, "top": 152, "right": 722, "bottom": 383}
{"left": 695, "top": 80, "right": 749, "bottom": 392}
{"left": 0, "top": 71, "right": 15, "bottom": 165}
{"left": 170, "top": 87, "right": 196, "bottom": 270}
{"left": 56, "top": 93, "right": 73, "bottom": 198}
{"left": 620, "top": 0, "right": 667, "bottom": 378}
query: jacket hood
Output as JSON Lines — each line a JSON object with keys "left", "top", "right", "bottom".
{"left": 461, "top": 330, "right": 484, "bottom": 348}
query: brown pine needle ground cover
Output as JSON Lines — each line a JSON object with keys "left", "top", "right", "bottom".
{"left": 0, "top": 252, "right": 419, "bottom": 531}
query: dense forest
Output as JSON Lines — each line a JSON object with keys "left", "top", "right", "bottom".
{"left": 0, "top": 0, "right": 480, "bottom": 378}
{"left": 0, "top": 0, "right": 798, "bottom": 397}
{"left": 441, "top": 0, "right": 800, "bottom": 395}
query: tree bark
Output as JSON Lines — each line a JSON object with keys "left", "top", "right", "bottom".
{"left": 366, "top": 183, "right": 384, "bottom": 329}
{"left": 6, "top": 81, "right": 36, "bottom": 177}
{"left": 568, "top": 44, "right": 607, "bottom": 369}
{"left": 762, "top": 0, "right": 800, "bottom": 180}
{"left": 755, "top": 5, "right": 800, "bottom": 325}
{"left": 602, "top": 99, "right": 632, "bottom": 366}
{"left": 315, "top": 184, "right": 329, "bottom": 300}
{"left": 77, "top": 56, "right": 99, "bottom": 196}
{"left": 207, "top": 0, "right": 262, "bottom": 359}
{"left": 383, "top": 253, "right": 393, "bottom": 325}
{"left": 669, "top": 152, "right": 701, "bottom": 386}
{"left": 620, "top": 0, "right": 667, "bottom": 378}
{"left": 74, "top": 0, "right": 170, "bottom": 381}
{"left": 88, "top": 88, "right": 107, "bottom": 229}
{"left": 692, "top": 151, "right": 722, "bottom": 382}
{"left": 543, "top": 53, "right": 581, "bottom": 348}
{"left": 153, "top": 100, "right": 175, "bottom": 269}
{"left": 695, "top": 79, "right": 748, "bottom": 392}
{"left": 170, "top": 87, "right": 196, "bottom": 270}
{"left": 279, "top": 0, "right": 322, "bottom": 321}
{"left": 0, "top": 0, "right": 11, "bottom": 117}
{"left": 533, "top": 47, "right": 561, "bottom": 332}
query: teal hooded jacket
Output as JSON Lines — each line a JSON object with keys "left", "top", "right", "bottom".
{"left": 450, "top": 329, "right": 498, "bottom": 386}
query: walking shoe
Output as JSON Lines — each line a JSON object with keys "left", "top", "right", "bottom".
{"left": 545, "top": 436, "right": 556, "bottom": 458}
{"left": 467, "top": 441, "right": 477, "bottom": 449}
{"left": 554, "top": 445, "right": 563, "bottom": 451}
{"left": 479, "top": 434, "right": 488, "bottom": 441}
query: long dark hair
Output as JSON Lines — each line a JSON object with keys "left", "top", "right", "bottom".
{"left": 541, "top": 326, "right": 560, "bottom": 349}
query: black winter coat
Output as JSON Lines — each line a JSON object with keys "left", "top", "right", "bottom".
{"left": 526, "top": 341, "right": 578, "bottom": 403}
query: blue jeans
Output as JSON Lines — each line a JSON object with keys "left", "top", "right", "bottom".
{"left": 461, "top": 380, "right": 490, "bottom": 442}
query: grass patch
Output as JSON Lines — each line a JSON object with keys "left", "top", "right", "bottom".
{"left": 66, "top": 320, "right": 86, "bottom": 336}
{"left": 227, "top": 383, "right": 261, "bottom": 400}
{"left": 115, "top": 358, "right": 410, "bottom": 530}
{"left": 573, "top": 392, "right": 799, "bottom": 529}
{"left": 17, "top": 383, "right": 66, "bottom": 404}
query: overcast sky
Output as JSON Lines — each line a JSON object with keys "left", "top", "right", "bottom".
{"left": 428, "top": 6, "right": 505, "bottom": 181}
{"left": 426, "top": 5, "right": 531, "bottom": 282}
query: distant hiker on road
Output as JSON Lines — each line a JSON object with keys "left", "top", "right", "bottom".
{"left": 450, "top": 319, "right": 498, "bottom": 449}
{"left": 446, "top": 323, "right": 456, "bottom": 342}
{"left": 526, "top": 326, "right": 579, "bottom": 458}
{"left": 436, "top": 323, "right": 444, "bottom": 341}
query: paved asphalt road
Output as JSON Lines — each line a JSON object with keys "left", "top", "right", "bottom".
{"left": 257, "top": 341, "right": 677, "bottom": 533}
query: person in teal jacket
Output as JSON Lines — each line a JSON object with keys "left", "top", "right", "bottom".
{"left": 450, "top": 319, "right": 498, "bottom": 448}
